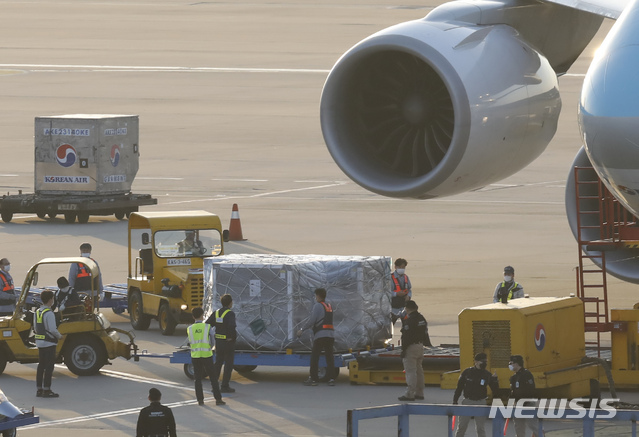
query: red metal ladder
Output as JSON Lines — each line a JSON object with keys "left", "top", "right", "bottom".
{"left": 573, "top": 166, "right": 639, "bottom": 354}
{"left": 573, "top": 166, "right": 611, "bottom": 355}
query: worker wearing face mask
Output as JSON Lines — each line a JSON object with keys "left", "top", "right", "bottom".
{"left": 0, "top": 258, "right": 17, "bottom": 316}
{"left": 390, "top": 258, "right": 411, "bottom": 324}
{"left": 492, "top": 266, "right": 524, "bottom": 303}
{"left": 68, "top": 243, "right": 104, "bottom": 307}
{"left": 508, "top": 355, "right": 542, "bottom": 437}
{"left": 452, "top": 353, "right": 500, "bottom": 437}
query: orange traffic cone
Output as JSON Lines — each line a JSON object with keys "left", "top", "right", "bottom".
{"left": 228, "top": 203, "right": 246, "bottom": 241}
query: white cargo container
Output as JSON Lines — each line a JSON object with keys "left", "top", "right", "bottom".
{"left": 34, "top": 114, "right": 140, "bottom": 195}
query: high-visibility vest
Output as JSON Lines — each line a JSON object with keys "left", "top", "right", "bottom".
{"left": 498, "top": 281, "right": 520, "bottom": 301}
{"left": 74, "top": 263, "right": 92, "bottom": 291}
{"left": 35, "top": 308, "right": 58, "bottom": 343}
{"left": 0, "top": 271, "right": 13, "bottom": 292}
{"left": 188, "top": 322, "right": 212, "bottom": 358}
{"left": 313, "top": 302, "right": 334, "bottom": 333}
{"left": 214, "top": 309, "right": 231, "bottom": 339}
{"left": 391, "top": 274, "right": 409, "bottom": 308}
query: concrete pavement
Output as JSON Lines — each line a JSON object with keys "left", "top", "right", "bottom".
{"left": 0, "top": 0, "right": 633, "bottom": 435}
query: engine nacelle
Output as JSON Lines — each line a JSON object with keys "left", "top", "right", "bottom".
{"left": 320, "top": 13, "right": 561, "bottom": 199}
{"left": 565, "top": 147, "right": 639, "bottom": 284}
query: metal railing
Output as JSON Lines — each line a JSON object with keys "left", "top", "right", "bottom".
{"left": 347, "top": 403, "right": 639, "bottom": 437}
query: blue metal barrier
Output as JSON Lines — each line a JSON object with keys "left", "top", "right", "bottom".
{"left": 347, "top": 403, "right": 639, "bottom": 437}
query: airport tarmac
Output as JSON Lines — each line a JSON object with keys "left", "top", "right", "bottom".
{"left": 0, "top": 0, "right": 636, "bottom": 435}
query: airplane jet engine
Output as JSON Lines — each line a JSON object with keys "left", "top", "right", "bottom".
{"left": 565, "top": 147, "right": 639, "bottom": 284}
{"left": 320, "top": 0, "right": 604, "bottom": 199}
{"left": 319, "top": 13, "right": 562, "bottom": 199}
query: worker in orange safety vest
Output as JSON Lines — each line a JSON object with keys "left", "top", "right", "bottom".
{"left": 297, "top": 288, "right": 336, "bottom": 387}
{"left": 390, "top": 258, "right": 411, "bottom": 324}
{"left": 68, "top": 242, "right": 104, "bottom": 306}
{"left": 0, "top": 258, "right": 16, "bottom": 316}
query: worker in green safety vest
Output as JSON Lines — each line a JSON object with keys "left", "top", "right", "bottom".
{"left": 492, "top": 266, "right": 524, "bottom": 303}
{"left": 187, "top": 307, "right": 225, "bottom": 406}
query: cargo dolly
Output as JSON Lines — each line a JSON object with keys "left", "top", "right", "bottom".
{"left": 0, "top": 192, "right": 157, "bottom": 223}
{"left": 135, "top": 346, "right": 394, "bottom": 381}
{"left": 348, "top": 345, "right": 461, "bottom": 385}
{"left": 0, "top": 410, "right": 38, "bottom": 437}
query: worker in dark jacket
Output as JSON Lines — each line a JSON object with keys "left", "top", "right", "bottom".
{"left": 509, "top": 354, "right": 541, "bottom": 437}
{"left": 53, "top": 277, "right": 82, "bottom": 312}
{"left": 206, "top": 294, "right": 237, "bottom": 393}
{"left": 398, "top": 300, "right": 428, "bottom": 401}
{"left": 136, "top": 387, "right": 177, "bottom": 437}
{"left": 297, "top": 287, "right": 336, "bottom": 386}
{"left": 453, "top": 352, "right": 499, "bottom": 437}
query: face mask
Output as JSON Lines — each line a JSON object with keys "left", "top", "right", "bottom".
{"left": 508, "top": 364, "right": 515, "bottom": 371}
{"left": 81, "top": 253, "right": 91, "bottom": 258}
{"left": 504, "top": 275, "right": 513, "bottom": 282}
{"left": 396, "top": 269, "right": 405, "bottom": 275}
{"left": 479, "top": 362, "right": 487, "bottom": 370}
{"left": 2, "top": 265, "right": 9, "bottom": 272}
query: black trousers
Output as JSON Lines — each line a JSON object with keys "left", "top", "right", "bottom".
{"left": 192, "top": 356, "right": 221, "bottom": 402}
{"left": 310, "top": 337, "right": 335, "bottom": 382}
{"left": 37, "top": 345, "right": 57, "bottom": 389}
{"left": 212, "top": 340, "right": 235, "bottom": 387}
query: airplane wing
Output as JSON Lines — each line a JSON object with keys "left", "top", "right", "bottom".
{"left": 542, "top": 0, "right": 630, "bottom": 19}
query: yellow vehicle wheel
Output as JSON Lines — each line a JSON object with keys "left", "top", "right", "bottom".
{"left": 159, "top": 302, "right": 177, "bottom": 336}
{"left": 64, "top": 335, "right": 106, "bottom": 376}
{"left": 129, "top": 290, "right": 151, "bottom": 330}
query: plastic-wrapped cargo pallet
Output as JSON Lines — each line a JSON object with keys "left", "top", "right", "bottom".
{"left": 203, "top": 254, "right": 393, "bottom": 352}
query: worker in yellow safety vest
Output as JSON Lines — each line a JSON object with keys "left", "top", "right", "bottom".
{"left": 187, "top": 307, "right": 225, "bottom": 406}
{"left": 35, "top": 290, "right": 63, "bottom": 398}
{"left": 492, "top": 266, "right": 524, "bottom": 303}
